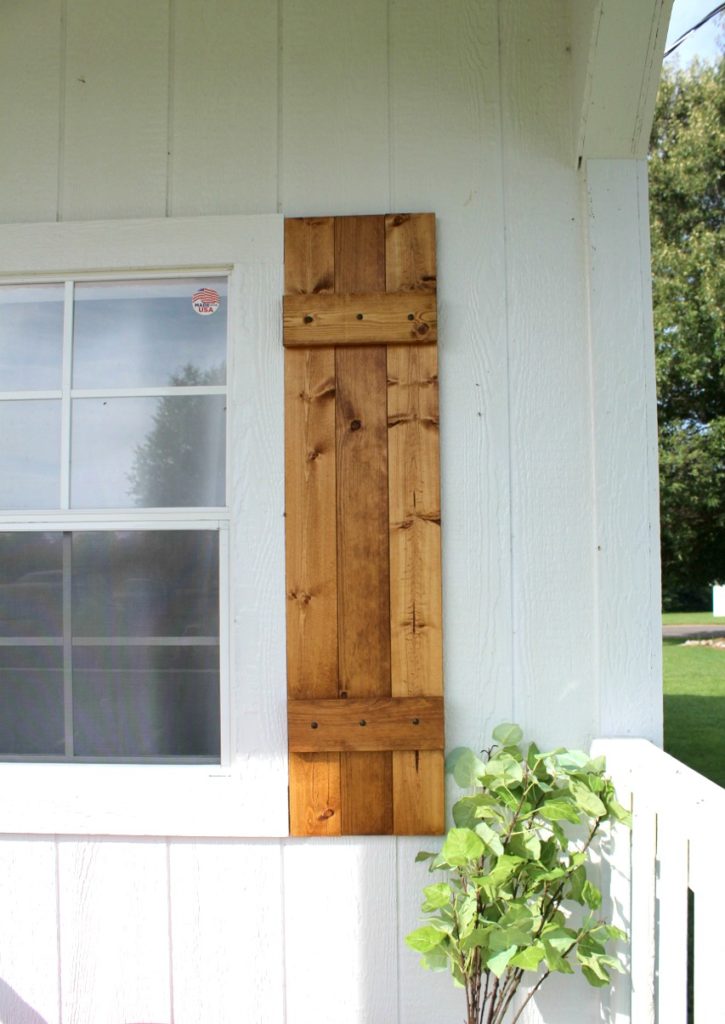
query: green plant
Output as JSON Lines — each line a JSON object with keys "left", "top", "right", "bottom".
{"left": 406, "top": 724, "right": 631, "bottom": 1024}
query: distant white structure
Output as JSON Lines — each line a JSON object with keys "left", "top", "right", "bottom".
{"left": 714, "top": 584, "right": 725, "bottom": 616}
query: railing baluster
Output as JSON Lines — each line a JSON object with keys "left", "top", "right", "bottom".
{"left": 656, "top": 816, "right": 688, "bottom": 1021}
{"left": 690, "top": 821, "right": 724, "bottom": 1023}
{"left": 631, "top": 789, "right": 657, "bottom": 1024}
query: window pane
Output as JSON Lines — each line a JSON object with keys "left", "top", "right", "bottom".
{"left": 73, "top": 278, "right": 227, "bottom": 389}
{"left": 71, "top": 530, "right": 219, "bottom": 638}
{"left": 71, "top": 395, "right": 225, "bottom": 508}
{"left": 0, "top": 647, "right": 64, "bottom": 756}
{"left": 0, "top": 285, "right": 64, "bottom": 391}
{"left": 0, "top": 533, "right": 63, "bottom": 636}
{"left": 0, "top": 400, "right": 61, "bottom": 509}
{"left": 72, "top": 645, "right": 220, "bottom": 758}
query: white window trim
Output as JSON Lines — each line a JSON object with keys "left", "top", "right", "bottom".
{"left": 0, "top": 215, "right": 288, "bottom": 837}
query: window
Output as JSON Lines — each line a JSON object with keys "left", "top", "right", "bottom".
{"left": 0, "top": 278, "right": 227, "bottom": 761}
{"left": 0, "top": 215, "right": 287, "bottom": 835}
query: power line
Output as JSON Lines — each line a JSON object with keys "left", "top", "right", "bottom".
{"left": 664, "top": 2, "right": 725, "bottom": 57}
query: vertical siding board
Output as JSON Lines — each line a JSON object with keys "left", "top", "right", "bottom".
{"left": 386, "top": 214, "right": 443, "bottom": 835}
{"left": 0, "top": 0, "right": 62, "bottom": 224}
{"left": 169, "top": 840, "right": 285, "bottom": 1023}
{"left": 388, "top": 0, "right": 514, "bottom": 757}
{"left": 57, "top": 839, "right": 171, "bottom": 1024}
{"left": 61, "top": 0, "right": 169, "bottom": 220}
{"left": 285, "top": 218, "right": 341, "bottom": 835}
{"left": 280, "top": 0, "right": 389, "bottom": 215}
{"left": 0, "top": 838, "right": 60, "bottom": 1024}
{"left": 283, "top": 838, "right": 398, "bottom": 1024}
{"left": 170, "top": 0, "right": 278, "bottom": 216}
{"left": 586, "top": 159, "right": 663, "bottom": 742}
{"left": 397, "top": 837, "right": 465, "bottom": 1024}
{"left": 500, "top": 1, "right": 596, "bottom": 751}
{"left": 334, "top": 215, "right": 393, "bottom": 835}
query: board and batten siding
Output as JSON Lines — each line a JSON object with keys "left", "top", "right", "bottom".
{"left": 0, "top": 1, "right": 661, "bottom": 1021}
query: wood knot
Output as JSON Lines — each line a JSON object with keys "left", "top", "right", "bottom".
{"left": 306, "top": 449, "right": 320, "bottom": 461}
{"left": 288, "top": 589, "right": 312, "bottom": 606}
{"left": 350, "top": 419, "right": 361, "bottom": 431}
{"left": 318, "top": 808, "right": 335, "bottom": 821}
{"left": 416, "top": 323, "right": 429, "bottom": 336}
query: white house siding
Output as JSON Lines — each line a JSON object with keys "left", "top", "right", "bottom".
{"left": 0, "top": 1, "right": 662, "bottom": 1022}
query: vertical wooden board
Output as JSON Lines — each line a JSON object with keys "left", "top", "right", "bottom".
{"left": 0, "top": 0, "right": 61, "bottom": 223}
{"left": 335, "top": 346, "right": 391, "bottom": 694}
{"left": 0, "top": 838, "right": 60, "bottom": 1024}
{"left": 284, "top": 348, "right": 338, "bottom": 697}
{"left": 285, "top": 217, "right": 341, "bottom": 834}
{"left": 169, "top": 840, "right": 285, "bottom": 1023}
{"left": 283, "top": 838, "right": 398, "bottom": 1023}
{"left": 334, "top": 214, "right": 392, "bottom": 834}
{"left": 499, "top": 1, "right": 597, "bottom": 751}
{"left": 335, "top": 215, "right": 386, "bottom": 294}
{"left": 336, "top": 344, "right": 393, "bottom": 834}
{"left": 280, "top": 0, "right": 390, "bottom": 215}
{"left": 61, "top": 0, "right": 169, "bottom": 220}
{"left": 285, "top": 217, "right": 335, "bottom": 294}
{"left": 170, "top": 0, "right": 278, "bottom": 216}
{"left": 57, "top": 839, "right": 171, "bottom": 1024}
{"left": 385, "top": 213, "right": 437, "bottom": 294}
{"left": 387, "top": 344, "right": 442, "bottom": 695}
{"left": 393, "top": 751, "right": 444, "bottom": 835}
{"left": 388, "top": 0, "right": 515, "bottom": 755}
{"left": 288, "top": 752, "right": 342, "bottom": 836}
{"left": 386, "top": 217, "right": 443, "bottom": 834}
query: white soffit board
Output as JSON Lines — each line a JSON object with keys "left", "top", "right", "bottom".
{"left": 574, "top": 0, "right": 674, "bottom": 160}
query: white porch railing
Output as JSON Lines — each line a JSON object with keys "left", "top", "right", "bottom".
{"left": 592, "top": 738, "right": 725, "bottom": 1024}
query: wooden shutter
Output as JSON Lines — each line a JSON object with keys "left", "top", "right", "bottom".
{"left": 283, "top": 213, "right": 443, "bottom": 836}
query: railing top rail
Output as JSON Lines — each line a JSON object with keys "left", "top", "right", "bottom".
{"left": 592, "top": 736, "right": 725, "bottom": 832}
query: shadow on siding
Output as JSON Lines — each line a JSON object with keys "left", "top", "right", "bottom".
{"left": 0, "top": 977, "right": 48, "bottom": 1024}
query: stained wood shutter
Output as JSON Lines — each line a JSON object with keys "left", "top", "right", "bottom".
{"left": 283, "top": 213, "right": 443, "bottom": 836}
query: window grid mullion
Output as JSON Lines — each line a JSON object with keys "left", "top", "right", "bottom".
{"left": 60, "top": 281, "right": 74, "bottom": 510}
{"left": 62, "top": 532, "right": 74, "bottom": 757}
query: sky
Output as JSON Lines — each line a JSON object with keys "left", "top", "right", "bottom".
{"left": 665, "top": 0, "right": 723, "bottom": 64}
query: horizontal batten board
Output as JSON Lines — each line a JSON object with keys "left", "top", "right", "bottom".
{"left": 289, "top": 697, "right": 444, "bottom": 752}
{"left": 283, "top": 291, "right": 437, "bottom": 346}
{"left": 0, "top": 214, "right": 282, "bottom": 276}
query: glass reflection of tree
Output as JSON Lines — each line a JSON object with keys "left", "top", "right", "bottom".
{"left": 128, "top": 363, "right": 225, "bottom": 508}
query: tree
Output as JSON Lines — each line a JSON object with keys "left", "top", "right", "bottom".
{"left": 649, "top": 48, "right": 725, "bottom": 609}
{"left": 128, "top": 363, "right": 225, "bottom": 508}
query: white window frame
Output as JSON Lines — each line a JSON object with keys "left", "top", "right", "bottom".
{"left": 0, "top": 215, "right": 288, "bottom": 837}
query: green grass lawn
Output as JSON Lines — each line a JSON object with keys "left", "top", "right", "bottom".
{"left": 662, "top": 611, "right": 725, "bottom": 625}
{"left": 663, "top": 639, "right": 725, "bottom": 788}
